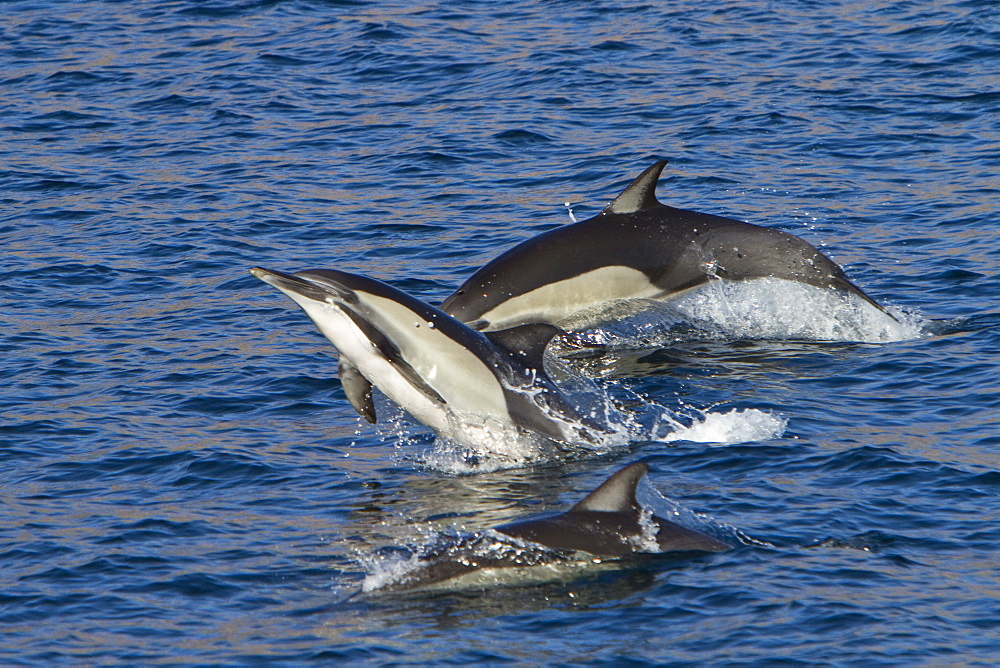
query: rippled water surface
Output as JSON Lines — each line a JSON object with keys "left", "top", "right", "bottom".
{"left": 2, "top": 0, "right": 998, "bottom": 663}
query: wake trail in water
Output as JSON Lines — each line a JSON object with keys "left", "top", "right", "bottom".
{"left": 635, "top": 477, "right": 775, "bottom": 549}
{"left": 353, "top": 278, "right": 926, "bottom": 472}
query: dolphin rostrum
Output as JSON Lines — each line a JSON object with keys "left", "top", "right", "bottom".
{"left": 371, "top": 461, "right": 729, "bottom": 592}
{"left": 251, "top": 266, "right": 605, "bottom": 445}
{"left": 441, "top": 161, "right": 893, "bottom": 331}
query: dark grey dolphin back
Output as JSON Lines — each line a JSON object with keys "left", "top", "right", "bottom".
{"left": 495, "top": 462, "right": 651, "bottom": 556}
{"left": 685, "top": 218, "right": 871, "bottom": 300}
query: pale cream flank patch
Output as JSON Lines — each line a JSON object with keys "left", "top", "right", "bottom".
{"left": 481, "top": 265, "right": 662, "bottom": 329}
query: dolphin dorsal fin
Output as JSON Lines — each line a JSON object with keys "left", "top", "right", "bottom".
{"left": 601, "top": 160, "right": 667, "bottom": 215}
{"left": 485, "top": 323, "right": 563, "bottom": 368}
{"left": 569, "top": 462, "right": 649, "bottom": 513}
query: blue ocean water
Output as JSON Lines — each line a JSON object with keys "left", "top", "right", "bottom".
{"left": 2, "top": 0, "right": 998, "bottom": 662}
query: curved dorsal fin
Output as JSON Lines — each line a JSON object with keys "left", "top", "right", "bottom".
{"left": 485, "top": 323, "right": 563, "bottom": 369}
{"left": 569, "top": 462, "right": 649, "bottom": 513}
{"left": 601, "top": 160, "right": 667, "bottom": 215}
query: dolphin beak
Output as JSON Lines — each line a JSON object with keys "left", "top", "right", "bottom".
{"left": 251, "top": 266, "right": 333, "bottom": 303}
{"left": 251, "top": 266, "right": 290, "bottom": 284}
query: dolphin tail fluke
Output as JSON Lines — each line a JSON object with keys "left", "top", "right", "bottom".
{"left": 602, "top": 160, "right": 667, "bottom": 215}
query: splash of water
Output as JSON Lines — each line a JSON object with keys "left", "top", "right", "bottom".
{"left": 371, "top": 378, "right": 785, "bottom": 473}
{"left": 569, "top": 277, "right": 926, "bottom": 347}
{"left": 633, "top": 507, "right": 662, "bottom": 552}
{"left": 369, "top": 355, "right": 639, "bottom": 473}
{"left": 657, "top": 408, "right": 787, "bottom": 445}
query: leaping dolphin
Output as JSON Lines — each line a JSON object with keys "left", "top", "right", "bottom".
{"left": 251, "top": 267, "right": 606, "bottom": 446}
{"left": 441, "top": 161, "right": 893, "bottom": 331}
{"left": 372, "top": 461, "right": 729, "bottom": 592}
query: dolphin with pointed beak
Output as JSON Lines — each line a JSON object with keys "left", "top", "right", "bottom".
{"left": 251, "top": 266, "right": 607, "bottom": 444}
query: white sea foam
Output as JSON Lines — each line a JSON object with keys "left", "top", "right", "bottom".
{"left": 658, "top": 408, "right": 787, "bottom": 445}
{"left": 633, "top": 507, "right": 662, "bottom": 552}
{"left": 359, "top": 548, "right": 425, "bottom": 593}
{"left": 671, "top": 278, "right": 923, "bottom": 343}
{"left": 569, "top": 277, "right": 926, "bottom": 347}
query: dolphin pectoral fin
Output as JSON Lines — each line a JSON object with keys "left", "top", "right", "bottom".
{"left": 485, "top": 324, "right": 564, "bottom": 368}
{"left": 339, "top": 359, "right": 376, "bottom": 423}
{"left": 569, "top": 462, "right": 648, "bottom": 513}
{"left": 504, "top": 394, "right": 579, "bottom": 442}
{"left": 601, "top": 160, "right": 667, "bottom": 215}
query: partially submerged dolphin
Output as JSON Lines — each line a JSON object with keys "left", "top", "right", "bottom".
{"left": 497, "top": 461, "right": 729, "bottom": 555}
{"left": 251, "top": 266, "right": 605, "bottom": 445}
{"left": 441, "top": 161, "right": 892, "bottom": 331}
{"left": 372, "top": 461, "right": 729, "bottom": 592}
